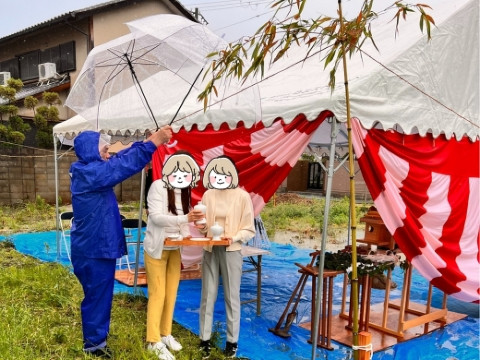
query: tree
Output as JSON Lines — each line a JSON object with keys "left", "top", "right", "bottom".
{"left": 24, "top": 96, "right": 39, "bottom": 117}
{"left": 0, "top": 78, "right": 21, "bottom": 121}
{"left": 0, "top": 78, "right": 30, "bottom": 146}
{"left": 197, "top": 1, "right": 435, "bottom": 359}
{"left": 32, "top": 92, "right": 61, "bottom": 148}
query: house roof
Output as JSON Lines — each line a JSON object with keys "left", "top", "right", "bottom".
{"left": 0, "top": 75, "right": 70, "bottom": 105}
{"left": 0, "top": 0, "right": 197, "bottom": 42}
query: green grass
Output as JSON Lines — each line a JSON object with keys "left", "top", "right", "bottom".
{"left": 0, "top": 240, "right": 226, "bottom": 359}
{"left": 261, "top": 194, "right": 371, "bottom": 238}
{"left": 0, "top": 197, "right": 143, "bottom": 235}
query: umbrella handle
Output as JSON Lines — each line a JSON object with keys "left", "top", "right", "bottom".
{"left": 165, "top": 140, "right": 178, "bottom": 148}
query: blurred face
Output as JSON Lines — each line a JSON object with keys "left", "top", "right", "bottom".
{"left": 168, "top": 169, "right": 192, "bottom": 189}
{"left": 99, "top": 145, "right": 110, "bottom": 160}
{"left": 209, "top": 169, "right": 231, "bottom": 189}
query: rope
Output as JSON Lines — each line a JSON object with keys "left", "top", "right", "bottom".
{"left": 359, "top": 48, "right": 476, "bottom": 128}
{"left": 0, "top": 140, "right": 76, "bottom": 159}
{"left": 352, "top": 343, "right": 373, "bottom": 360}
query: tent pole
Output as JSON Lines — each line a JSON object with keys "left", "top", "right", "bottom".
{"left": 311, "top": 117, "right": 339, "bottom": 359}
{"left": 54, "top": 134, "right": 61, "bottom": 260}
{"left": 133, "top": 166, "right": 146, "bottom": 294}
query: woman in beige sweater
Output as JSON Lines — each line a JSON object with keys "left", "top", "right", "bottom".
{"left": 197, "top": 156, "right": 255, "bottom": 359}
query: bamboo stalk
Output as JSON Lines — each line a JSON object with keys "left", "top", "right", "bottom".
{"left": 338, "top": 1, "right": 359, "bottom": 358}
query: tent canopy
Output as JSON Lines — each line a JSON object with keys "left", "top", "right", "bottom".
{"left": 54, "top": 0, "right": 478, "bottom": 142}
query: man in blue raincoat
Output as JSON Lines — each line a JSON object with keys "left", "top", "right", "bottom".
{"left": 69, "top": 127, "right": 172, "bottom": 358}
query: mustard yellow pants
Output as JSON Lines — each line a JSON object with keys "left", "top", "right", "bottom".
{"left": 144, "top": 249, "right": 181, "bottom": 343}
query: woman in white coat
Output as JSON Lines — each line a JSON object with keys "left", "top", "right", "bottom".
{"left": 144, "top": 151, "right": 203, "bottom": 360}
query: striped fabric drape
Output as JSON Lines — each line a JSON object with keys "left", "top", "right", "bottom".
{"left": 352, "top": 118, "right": 480, "bottom": 303}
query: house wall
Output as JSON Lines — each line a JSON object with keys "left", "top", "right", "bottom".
{"left": 0, "top": 0, "right": 195, "bottom": 205}
{"left": 286, "top": 160, "right": 309, "bottom": 191}
{"left": 0, "top": 0, "right": 190, "bottom": 121}
{"left": 0, "top": 21, "right": 88, "bottom": 120}
{"left": 284, "top": 158, "right": 372, "bottom": 201}
{"left": 91, "top": 1, "right": 175, "bottom": 47}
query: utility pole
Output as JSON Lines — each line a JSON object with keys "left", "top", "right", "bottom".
{"left": 192, "top": 7, "right": 208, "bottom": 25}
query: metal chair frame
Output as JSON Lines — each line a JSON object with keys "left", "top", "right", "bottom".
{"left": 118, "top": 218, "right": 147, "bottom": 274}
{"left": 59, "top": 211, "right": 74, "bottom": 261}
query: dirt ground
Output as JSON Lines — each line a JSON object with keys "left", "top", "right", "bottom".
{"left": 272, "top": 228, "right": 365, "bottom": 252}
{"left": 267, "top": 193, "right": 367, "bottom": 252}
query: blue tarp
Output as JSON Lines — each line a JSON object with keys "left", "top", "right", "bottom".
{"left": 2, "top": 231, "right": 479, "bottom": 360}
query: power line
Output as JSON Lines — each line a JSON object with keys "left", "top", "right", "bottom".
{"left": 185, "top": 0, "right": 271, "bottom": 11}
{"left": 210, "top": 9, "right": 274, "bottom": 38}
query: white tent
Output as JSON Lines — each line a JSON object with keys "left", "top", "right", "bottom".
{"left": 54, "top": 0, "right": 478, "bottom": 140}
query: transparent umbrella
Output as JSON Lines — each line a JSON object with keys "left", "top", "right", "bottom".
{"left": 65, "top": 14, "right": 260, "bottom": 133}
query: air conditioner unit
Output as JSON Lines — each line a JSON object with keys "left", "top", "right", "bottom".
{"left": 0, "top": 72, "right": 10, "bottom": 86}
{"left": 38, "top": 63, "right": 56, "bottom": 81}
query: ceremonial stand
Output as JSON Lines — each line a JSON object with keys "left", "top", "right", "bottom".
{"left": 296, "top": 260, "right": 342, "bottom": 349}
{"left": 270, "top": 207, "right": 450, "bottom": 350}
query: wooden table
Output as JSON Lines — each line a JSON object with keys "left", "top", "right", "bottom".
{"left": 241, "top": 245, "right": 270, "bottom": 316}
{"left": 165, "top": 237, "right": 270, "bottom": 316}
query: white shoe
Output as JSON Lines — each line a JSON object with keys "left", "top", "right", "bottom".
{"left": 161, "top": 334, "right": 183, "bottom": 351}
{"left": 147, "top": 342, "right": 175, "bottom": 360}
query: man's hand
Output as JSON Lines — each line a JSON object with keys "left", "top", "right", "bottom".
{"left": 146, "top": 125, "right": 173, "bottom": 147}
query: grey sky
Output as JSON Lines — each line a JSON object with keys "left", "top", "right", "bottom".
{"left": 1, "top": 0, "right": 401, "bottom": 42}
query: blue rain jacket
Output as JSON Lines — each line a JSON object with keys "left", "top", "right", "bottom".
{"left": 70, "top": 130, "right": 157, "bottom": 259}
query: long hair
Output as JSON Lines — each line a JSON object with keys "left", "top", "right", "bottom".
{"left": 162, "top": 150, "right": 200, "bottom": 215}
{"left": 167, "top": 187, "right": 191, "bottom": 215}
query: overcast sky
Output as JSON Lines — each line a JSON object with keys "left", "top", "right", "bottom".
{"left": 0, "top": 0, "right": 402, "bottom": 42}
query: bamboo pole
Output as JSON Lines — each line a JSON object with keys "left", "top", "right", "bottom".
{"left": 338, "top": 1, "right": 360, "bottom": 358}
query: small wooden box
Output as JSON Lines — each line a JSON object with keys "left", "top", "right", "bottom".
{"left": 358, "top": 207, "right": 395, "bottom": 249}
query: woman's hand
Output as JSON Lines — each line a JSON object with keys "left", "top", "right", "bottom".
{"left": 187, "top": 209, "right": 204, "bottom": 224}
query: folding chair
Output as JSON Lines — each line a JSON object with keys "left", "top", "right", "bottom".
{"left": 118, "top": 218, "right": 147, "bottom": 273}
{"left": 59, "top": 211, "right": 74, "bottom": 261}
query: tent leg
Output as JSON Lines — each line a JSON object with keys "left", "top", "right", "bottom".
{"left": 133, "top": 166, "right": 146, "bottom": 294}
{"left": 311, "top": 117, "right": 339, "bottom": 359}
{"left": 54, "top": 134, "right": 61, "bottom": 260}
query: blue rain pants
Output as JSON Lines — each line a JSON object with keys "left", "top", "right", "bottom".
{"left": 72, "top": 254, "right": 116, "bottom": 351}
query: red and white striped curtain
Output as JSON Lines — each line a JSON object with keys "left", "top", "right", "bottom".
{"left": 352, "top": 118, "right": 480, "bottom": 303}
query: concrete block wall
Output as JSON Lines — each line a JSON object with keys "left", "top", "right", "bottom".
{"left": 0, "top": 147, "right": 144, "bottom": 206}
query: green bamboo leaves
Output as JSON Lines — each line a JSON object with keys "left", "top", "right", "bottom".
{"left": 198, "top": 0, "right": 434, "bottom": 109}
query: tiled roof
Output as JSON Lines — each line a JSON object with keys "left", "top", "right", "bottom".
{"left": 0, "top": 75, "right": 70, "bottom": 105}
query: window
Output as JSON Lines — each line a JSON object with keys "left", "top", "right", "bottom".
{"left": 39, "top": 47, "right": 60, "bottom": 67}
{"left": 59, "top": 41, "right": 75, "bottom": 72}
{"left": 0, "top": 41, "right": 76, "bottom": 81}
{"left": 19, "top": 51, "right": 39, "bottom": 81}
{"left": 0, "top": 58, "right": 19, "bottom": 78}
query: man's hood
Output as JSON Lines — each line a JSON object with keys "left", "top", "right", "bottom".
{"left": 74, "top": 131, "right": 102, "bottom": 163}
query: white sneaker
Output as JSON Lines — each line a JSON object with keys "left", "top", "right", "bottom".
{"left": 147, "top": 342, "right": 175, "bottom": 360}
{"left": 161, "top": 334, "right": 183, "bottom": 351}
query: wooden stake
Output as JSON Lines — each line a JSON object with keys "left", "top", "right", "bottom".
{"left": 358, "top": 331, "right": 372, "bottom": 360}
